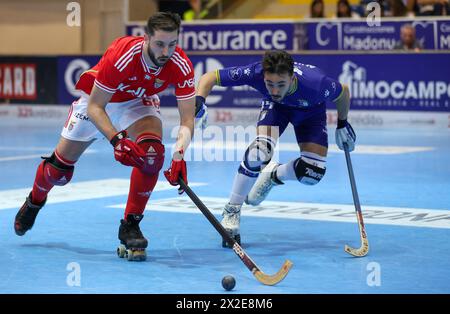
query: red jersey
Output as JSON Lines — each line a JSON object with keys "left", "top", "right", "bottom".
{"left": 75, "top": 36, "right": 195, "bottom": 103}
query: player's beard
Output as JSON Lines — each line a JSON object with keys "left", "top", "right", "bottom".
{"left": 147, "top": 46, "right": 169, "bottom": 67}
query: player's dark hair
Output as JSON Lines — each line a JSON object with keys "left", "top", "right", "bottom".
{"left": 146, "top": 12, "right": 181, "bottom": 35}
{"left": 262, "top": 50, "right": 294, "bottom": 76}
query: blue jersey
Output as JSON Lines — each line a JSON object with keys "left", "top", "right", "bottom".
{"left": 216, "top": 61, "right": 343, "bottom": 109}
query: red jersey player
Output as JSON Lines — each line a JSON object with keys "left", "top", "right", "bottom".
{"left": 14, "top": 12, "right": 207, "bottom": 261}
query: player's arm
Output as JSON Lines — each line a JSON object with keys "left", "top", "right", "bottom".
{"left": 163, "top": 96, "right": 195, "bottom": 194}
{"left": 332, "top": 83, "right": 356, "bottom": 152}
{"left": 197, "top": 67, "right": 247, "bottom": 97}
{"left": 333, "top": 83, "right": 350, "bottom": 121}
{"left": 87, "top": 85, "right": 145, "bottom": 168}
{"left": 197, "top": 70, "right": 219, "bottom": 98}
{"left": 86, "top": 85, "right": 116, "bottom": 140}
{"left": 175, "top": 97, "right": 195, "bottom": 154}
{"left": 163, "top": 52, "right": 197, "bottom": 192}
{"left": 194, "top": 70, "right": 222, "bottom": 129}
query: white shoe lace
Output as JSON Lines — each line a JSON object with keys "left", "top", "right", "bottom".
{"left": 222, "top": 205, "right": 241, "bottom": 231}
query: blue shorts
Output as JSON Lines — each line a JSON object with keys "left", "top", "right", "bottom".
{"left": 256, "top": 100, "right": 328, "bottom": 147}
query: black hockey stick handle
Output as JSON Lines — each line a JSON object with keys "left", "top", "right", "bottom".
{"left": 178, "top": 178, "right": 237, "bottom": 247}
{"left": 343, "top": 143, "right": 362, "bottom": 213}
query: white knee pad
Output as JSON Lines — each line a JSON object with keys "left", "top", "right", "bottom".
{"left": 240, "top": 135, "right": 276, "bottom": 174}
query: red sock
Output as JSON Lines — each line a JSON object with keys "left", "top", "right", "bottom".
{"left": 124, "top": 168, "right": 159, "bottom": 218}
{"left": 124, "top": 133, "right": 164, "bottom": 219}
{"left": 31, "top": 151, "right": 75, "bottom": 204}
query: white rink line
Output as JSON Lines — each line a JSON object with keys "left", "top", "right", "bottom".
{"left": 0, "top": 179, "right": 206, "bottom": 210}
{"left": 0, "top": 154, "right": 46, "bottom": 162}
{"left": 185, "top": 142, "right": 434, "bottom": 155}
{"left": 109, "top": 197, "right": 450, "bottom": 229}
{"left": 0, "top": 146, "right": 59, "bottom": 151}
{"left": 0, "top": 144, "right": 433, "bottom": 158}
{"left": 0, "top": 149, "right": 98, "bottom": 162}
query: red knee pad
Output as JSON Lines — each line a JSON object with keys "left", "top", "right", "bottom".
{"left": 43, "top": 153, "right": 74, "bottom": 186}
{"left": 136, "top": 133, "right": 165, "bottom": 175}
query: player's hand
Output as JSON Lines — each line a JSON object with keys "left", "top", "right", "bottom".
{"left": 195, "top": 96, "right": 208, "bottom": 130}
{"left": 335, "top": 119, "right": 356, "bottom": 152}
{"left": 110, "top": 130, "right": 146, "bottom": 168}
{"left": 164, "top": 150, "right": 187, "bottom": 194}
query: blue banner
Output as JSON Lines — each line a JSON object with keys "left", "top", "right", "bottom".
{"left": 55, "top": 53, "right": 450, "bottom": 112}
{"left": 438, "top": 20, "right": 450, "bottom": 49}
{"left": 57, "top": 56, "right": 100, "bottom": 104}
{"left": 307, "top": 20, "right": 437, "bottom": 50}
{"left": 128, "top": 22, "right": 296, "bottom": 51}
{"left": 156, "top": 53, "right": 449, "bottom": 112}
{"left": 128, "top": 19, "right": 450, "bottom": 51}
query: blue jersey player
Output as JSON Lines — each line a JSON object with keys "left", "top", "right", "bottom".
{"left": 195, "top": 50, "right": 355, "bottom": 247}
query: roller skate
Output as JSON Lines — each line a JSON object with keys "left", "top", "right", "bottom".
{"left": 246, "top": 161, "right": 283, "bottom": 206}
{"left": 117, "top": 214, "right": 148, "bottom": 261}
{"left": 14, "top": 192, "right": 46, "bottom": 236}
{"left": 220, "top": 203, "right": 242, "bottom": 248}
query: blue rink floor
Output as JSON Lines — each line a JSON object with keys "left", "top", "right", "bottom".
{"left": 0, "top": 121, "right": 449, "bottom": 294}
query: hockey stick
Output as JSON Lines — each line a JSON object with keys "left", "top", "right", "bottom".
{"left": 343, "top": 143, "right": 369, "bottom": 257}
{"left": 178, "top": 178, "right": 293, "bottom": 286}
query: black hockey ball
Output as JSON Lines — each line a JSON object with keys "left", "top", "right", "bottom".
{"left": 222, "top": 275, "right": 236, "bottom": 291}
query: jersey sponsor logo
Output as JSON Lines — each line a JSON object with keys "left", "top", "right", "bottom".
{"left": 324, "top": 89, "right": 330, "bottom": 98}
{"left": 298, "top": 99, "right": 310, "bottom": 107}
{"left": 128, "top": 76, "right": 137, "bottom": 81}
{"left": 244, "top": 68, "right": 251, "bottom": 76}
{"left": 117, "top": 83, "right": 147, "bottom": 98}
{"left": 68, "top": 120, "right": 76, "bottom": 131}
{"left": 74, "top": 112, "right": 89, "bottom": 121}
{"left": 228, "top": 67, "right": 242, "bottom": 81}
{"left": 177, "top": 78, "right": 195, "bottom": 89}
{"left": 154, "top": 78, "right": 165, "bottom": 88}
{"left": 331, "top": 81, "right": 337, "bottom": 94}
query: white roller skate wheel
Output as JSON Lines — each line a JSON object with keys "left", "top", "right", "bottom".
{"left": 117, "top": 245, "right": 126, "bottom": 258}
{"left": 126, "top": 249, "right": 134, "bottom": 261}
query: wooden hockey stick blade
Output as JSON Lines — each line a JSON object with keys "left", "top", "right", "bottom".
{"left": 252, "top": 260, "right": 293, "bottom": 286}
{"left": 231, "top": 242, "right": 293, "bottom": 286}
{"left": 345, "top": 240, "right": 369, "bottom": 257}
{"left": 179, "top": 178, "right": 293, "bottom": 286}
{"left": 344, "top": 211, "right": 369, "bottom": 257}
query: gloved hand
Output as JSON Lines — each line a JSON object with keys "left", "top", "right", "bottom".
{"left": 110, "top": 130, "right": 145, "bottom": 168}
{"left": 164, "top": 150, "right": 187, "bottom": 194}
{"left": 195, "top": 96, "right": 208, "bottom": 130}
{"left": 335, "top": 119, "right": 356, "bottom": 152}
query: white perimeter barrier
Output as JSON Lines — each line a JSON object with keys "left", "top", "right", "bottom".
{"left": 0, "top": 104, "right": 449, "bottom": 129}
